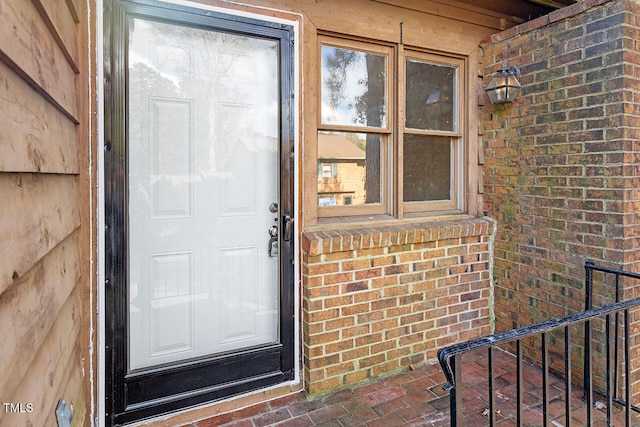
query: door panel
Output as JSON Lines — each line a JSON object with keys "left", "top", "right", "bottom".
{"left": 127, "top": 17, "right": 280, "bottom": 370}
{"left": 105, "top": 1, "right": 295, "bottom": 424}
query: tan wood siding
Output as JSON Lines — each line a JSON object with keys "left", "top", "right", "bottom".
{"left": 65, "top": 0, "right": 82, "bottom": 24}
{"left": 0, "top": 174, "right": 80, "bottom": 294}
{"left": 2, "top": 288, "right": 82, "bottom": 427}
{"left": 32, "top": 0, "right": 81, "bottom": 73}
{"left": 0, "top": 62, "right": 79, "bottom": 174}
{"left": 0, "top": 232, "right": 81, "bottom": 400}
{"left": 0, "top": 0, "right": 90, "bottom": 424}
{"left": 46, "top": 347, "right": 86, "bottom": 427}
{"left": 0, "top": 0, "right": 80, "bottom": 122}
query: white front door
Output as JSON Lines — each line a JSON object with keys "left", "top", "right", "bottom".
{"left": 127, "top": 17, "right": 280, "bottom": 371}
{"left": 104, "top": 2, "right": 295, "bottom": 424}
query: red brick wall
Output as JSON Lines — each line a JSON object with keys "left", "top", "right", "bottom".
{"left": 301, "top": 218, "right": 491, "bottom": 394}
{"left": 482, "top": 0, "right": 640, "bottom": 399}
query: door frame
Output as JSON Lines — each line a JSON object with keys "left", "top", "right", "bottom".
{"left": 100, "top": 0, "right": 300, "bottom": 424}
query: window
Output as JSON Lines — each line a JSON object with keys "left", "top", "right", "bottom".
{"left": 317, "top": 36, "right": 465, "bottom": 218}
{"left": 402, "top": 52, "right": 463, "bottom": 213}
{"left": 318, "top": 196, "right": 337, "bottom": 206}
{"left": 318, "top": 162, "right": 338, "bottom": 179}
{"left": 317, "top": 38, "right": 392, "bottom": 215}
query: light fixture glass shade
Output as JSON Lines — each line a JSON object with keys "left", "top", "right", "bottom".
{"left": 485, "top": 61, "right": 522, "bottom": 104}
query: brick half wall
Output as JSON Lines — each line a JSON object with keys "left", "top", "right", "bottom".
{"left": 482, "top": 0, "right": 640, "bottom": 402}
{"left": 301, "top": 218, "right": 492, "bottom": 394}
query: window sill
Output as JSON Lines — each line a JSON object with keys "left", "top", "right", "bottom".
{"left": 311, "top": 210, "right": 469, "bottom": 230}
{"left": 301, "top": 214, "right": 490, "bottom": 256}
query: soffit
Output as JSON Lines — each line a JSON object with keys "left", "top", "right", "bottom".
{"left": 452, "top": 0, "right": 577, "bottom": 21}
{"left": 381, "top": 0, "right": 578, "bottom": 30}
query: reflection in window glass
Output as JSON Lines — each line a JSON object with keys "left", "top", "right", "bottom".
{"left": 403, "top": 135, "right": 451, "bottom": 202}
{"left": 127, "top": 17, "right": 280, "bottom": 370}
{"left": 321, "top": 46, "right": 386, "bottom": 128}
{"left": 317, "top": 163, "right": 338, "bottom": 179}
{"left": 317, "top": 132, "right": 381, "bottom": 206}
{"left": 406, "top": 60, "right": 456, "bottom": 132}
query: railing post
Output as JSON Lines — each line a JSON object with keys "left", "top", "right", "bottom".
{"left": 488, "top": 347, "right": 495, "bottom": 426}
{"left": 606, "top": 314, "right": 613, "bottom": 426}
{"left": 615, "top": 271, "right": 621, "bottom": 401}
{"left": 450, "top": 354, "right": 463, "bottom": 427}
{"left": 516, "top": 340, "right": 523, "bottom": 427}
{"left": 542, "top": 333, "right": 549, "bottom": 426}
{"left": 565, "top": 326, "right": 572, "bottom": 427}
{"left": 585, "top": 318, "right": 593, "bottom": 426}
{"left": 584, "top": 261, "right": 593, "bottom": 413}
{"left": 625, "top": 309, "right": 631, "bottom": 427}
{"left": 585, "top": 261, "right": 594, "bottom": 311}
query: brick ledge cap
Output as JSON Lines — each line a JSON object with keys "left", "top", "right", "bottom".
{"left": 301, "top": 217, "right": 490, "bottom": 255}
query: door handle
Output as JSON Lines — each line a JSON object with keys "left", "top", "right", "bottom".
{"left": 282, "top": 214, "right": 293, "bottom": 242}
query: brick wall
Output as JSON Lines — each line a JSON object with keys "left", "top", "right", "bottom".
{"left": 482, "top": 0, "right": 640, "bottom": 400}
{"left": 301, "top": 218, "right": 491, "bottom": 394}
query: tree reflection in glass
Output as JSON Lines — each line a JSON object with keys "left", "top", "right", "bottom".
{"left": 320, "top": 45, "right": 386, "bottom": 205}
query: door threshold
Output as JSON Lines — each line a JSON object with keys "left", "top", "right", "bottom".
{"left": 130, "top": 380, "right": 303, "bottom": 427}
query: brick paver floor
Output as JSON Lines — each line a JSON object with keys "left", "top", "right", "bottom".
{"left": 184, "top": 348, "right": 640, "bottom": 427}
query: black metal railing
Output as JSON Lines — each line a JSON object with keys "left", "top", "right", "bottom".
{"left": 584, "top": 261, "right": 640, "bottom": 416}
{"left": 437, "top": 262, "right": 640, "bottom": 426}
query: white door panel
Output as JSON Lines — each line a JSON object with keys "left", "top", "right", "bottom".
{"left": 128, "top": 18, "right": 279, "bottom": 370}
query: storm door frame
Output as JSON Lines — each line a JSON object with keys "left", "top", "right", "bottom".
{"left": 103, "top": 0, "right": 296, "bottom": 424}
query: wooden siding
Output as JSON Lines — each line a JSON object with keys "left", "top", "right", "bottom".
{"left": 0, "top": 0, "right": 91, "bottom": 425}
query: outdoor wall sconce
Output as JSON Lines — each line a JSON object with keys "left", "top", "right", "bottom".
{"left": 484, "top": 59, "right": 522, "bottom": 104}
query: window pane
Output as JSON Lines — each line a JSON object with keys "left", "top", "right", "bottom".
{"left": 406, "top": 60, "right": 456, "bottom": 131}
{"left": 403, "top": 135, "right": 451, "bottom": 202}
{"left": 321, "top": 46, "right": 386, "bottom": 128}
{"left": 318, "top": 132, "right": 381, "bottom": 206}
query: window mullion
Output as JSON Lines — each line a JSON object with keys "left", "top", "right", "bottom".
{"left": 396, "top": 43, "right": 405, "bottom": 219}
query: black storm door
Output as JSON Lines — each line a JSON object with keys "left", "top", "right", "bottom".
{"left": 104, "top": 1, "right": 295, "bottom": 424}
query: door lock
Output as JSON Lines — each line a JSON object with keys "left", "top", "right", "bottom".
{"left": 268, "top": 224, "right": 278, "bottom": 257}
{"left": 267, "top": 214, "right": 293, "bottom": 257}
